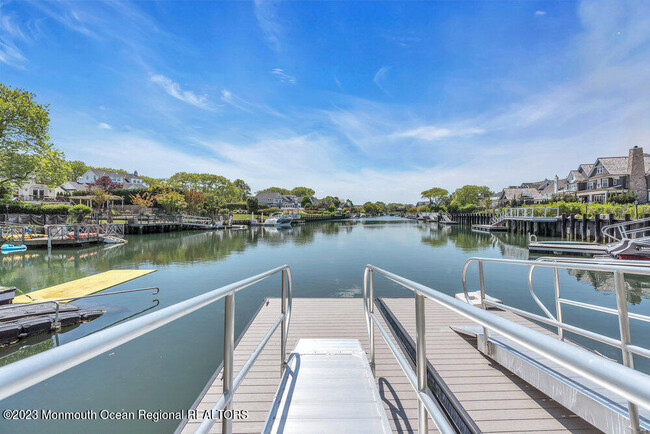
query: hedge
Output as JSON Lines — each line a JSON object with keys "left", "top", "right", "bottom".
{"left": 0, "top": 202, "right": 72, "bottom": 215}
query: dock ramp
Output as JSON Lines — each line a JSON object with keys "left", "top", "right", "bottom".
{"left": 263, "top": 339, "right": 392, "bottom": 433}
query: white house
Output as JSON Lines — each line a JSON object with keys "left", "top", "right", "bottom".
{"left": 76, "top": 169, "right": 148, "bottom": 189}
{"left": 15, "top": 179, "right": 63, "bottom": 201}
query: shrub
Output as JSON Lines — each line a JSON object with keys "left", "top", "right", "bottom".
{"left": 246, "top": 197, "right": 259, "bottom": 213}
{"left": 447, "top": 201, "right": 460, "bottom": 213}
{"left": 224, "top": 202, "right": 247, "bottom": 210}
{"left": 607, "top": 192, "right": 637, "bottom": 204}
{"left": 71, "top": 204, "right": 92, "bottom": 222}
{"left": 460, "top": 204, "right": 478, "bottom": 213}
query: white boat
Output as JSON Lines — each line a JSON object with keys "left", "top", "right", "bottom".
{"left": 263, "top": 212, "right": 292, "bottom": 227}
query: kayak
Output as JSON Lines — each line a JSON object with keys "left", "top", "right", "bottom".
{"left": 1, "top": 244, "right": 27, "bottom": 253}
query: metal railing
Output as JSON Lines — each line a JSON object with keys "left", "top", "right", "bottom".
{"left": 462, "top": 257, "right": 650, "bottom": 432}
{"left": 367, "top": 263, "right": 650, "bottom": 433}
{"left": 602, "top": 217, "right": 650, "bottom": 242}
{"left": 0, "top": 265, "right": 292, "bottom": 434}
{"left": 500, "top": 207, "right": 559, "bottom": 219}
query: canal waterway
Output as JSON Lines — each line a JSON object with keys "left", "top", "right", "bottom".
{"left": 1, "top": 217, "right": 649, "bottom": 433}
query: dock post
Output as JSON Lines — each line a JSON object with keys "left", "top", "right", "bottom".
{"left": 595, "top": 214, "right": 601, "bottom": 243}
{"left": 560, "top": 214, "right": 567, "bottom": 239}
{"left": 569, "top": 214, "right": 575, "bottom": 240}
{"left": 415, "top": 293, "right": 428, "bottom": 434}
{"left": 223, "top": 292, "right": 235, "bottom": 434}
{"left": 581, "top": 214, "right": 587, "bottom": 241}
{"left": 613, "top": 271, "right": 641, "bottom": 433}
{"left": 21, "top": 227, "right": 25, "bottom": 245}
{"left": 47, "top": 226, "right": 52, "bottom": 255}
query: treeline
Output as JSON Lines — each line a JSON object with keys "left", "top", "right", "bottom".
{"left": 418, "top": 185, "right": 493, "bottom": 213}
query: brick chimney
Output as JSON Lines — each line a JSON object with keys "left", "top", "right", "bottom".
{"left": 554, "top": 175, "right": 559, "bottom": 194}
{"left": 628, "top": 146, "right": 647, "bottom": 204}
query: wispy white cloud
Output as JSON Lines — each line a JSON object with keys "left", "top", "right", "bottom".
{"left": 150, "top": 74, "right": 211, "bottom": 110}
{"left": 221, "top": 89, "right": 285, "bottom": 118}
{"left": 535, "top": 11, "right": 547, "bottom": 16}
{"left": 396, "top": 126, "right": 485, "bottom": 141}
{"left": 0, "top": 10, "right": 28, "bottom": 67}
{"left": 373, "top": 66, "right": 391, "bottom": 93}
{"left": 271, "top": 68, "right": 296, "bottom": 84}
{"left": 254, "top": 0, "right": 282, "bottom": 52}
{"left": 98, "top": 122, "right": 112, "bottom": 130}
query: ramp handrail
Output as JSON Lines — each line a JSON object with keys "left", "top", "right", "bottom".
{"left": 602, "top": 216, "right": 650, "bottom": 242}
{"left": 369, "top": 262, "right": 650, "bottom": 434}
{"left": 0, "top": 265, "right": 292, "bottom": 434}
{"left": 462, "top": 257, "right": 650, "bottom": 432}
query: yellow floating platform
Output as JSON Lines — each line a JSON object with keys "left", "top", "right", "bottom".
{"left": 13, "top": 269, "right": 157, "bottom": 304}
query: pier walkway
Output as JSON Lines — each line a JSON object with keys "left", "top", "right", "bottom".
{"left": 179, "top": 297, "right": 596, "bottom": 433}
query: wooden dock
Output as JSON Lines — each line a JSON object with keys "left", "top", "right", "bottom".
{"left": 471, "top": 224, "right": 508, "bottom": 233}
{"left": 13, "top": 269, "right": 156, "bottom": 303}
{"left": 179, "top": 298, "right": 597, "bottom": 433}
{"left": 528, "top": 241, "right": 609, "bottom": 256}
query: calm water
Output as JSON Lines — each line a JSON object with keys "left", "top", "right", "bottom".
{"left": 2, "top": 217, "right": 650, "bottom": 433}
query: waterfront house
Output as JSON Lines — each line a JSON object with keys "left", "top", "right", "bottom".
{"left": 567, "top": 146, "right": 650, "bottom": 203}
{"left": 76, "top": 169, "right": 149, "bottom": 189}
{"left": 15, "top": 178, "right": 63, "bottom": 201}
{"left": 493, "top": 187, "right": 544, "bottom": 206}
{"left": 255, "top": 192, "right": 285, "bottom": 207}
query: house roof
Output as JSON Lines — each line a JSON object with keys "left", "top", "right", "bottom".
{"left": 501, "top": 187, "right": 544, "bottom": 201}
{"left": 539, "top": 179, "right": 567, "bottom": 195}
{"left": 61, "top": 181, "right": 87, "bottom": 191}
{"left": 520, "top": 180, "right": 546, "bottom": 189}
{"left": 255, "top": 192, "right": 283, "bottom": 200}
{"left": 568, "top": 169, "right": 586, "bottom": 182}
{"left": 87, "top": 168, "right": 142, "bottom": 181}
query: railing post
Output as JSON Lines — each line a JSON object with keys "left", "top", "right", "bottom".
{"left": 369, "top": 269, "right": 375, "bottom": 375}
{"left": 415, "top": 292, "right": 428, "bottom": 434}
{"left": 614, "top": 271, "right": 640, "bottom": 433}
{"left": 553, "top": 268, "right": 564, "bottom": 341}
{"left": 281, "top": 269, "right": 286, "bottom": 375}
{"left": 478, "top": 261, "right": 489, "bottom": 354}
{"left": 223, "top": 292, "right": 235, "bottom": 434}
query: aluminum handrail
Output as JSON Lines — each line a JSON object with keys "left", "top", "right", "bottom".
{"left": 364, "top": 266, "right": 455, "bottom": 434}
{"left": 370, "top": 263, "right": 650, "bottom": 433}
{"left": 462, "top": 257, "right": 650, "bottom": 432}
{"left": 0, "top": 265, "right": 292, "bottom": 434}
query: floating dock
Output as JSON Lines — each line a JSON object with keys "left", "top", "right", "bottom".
{"left": 471, "top": 224, "right": 508, "bottom": 233}
{"left": 528, "top": 241, "right": 609, "bottom": 256}
{"left": 178, "top": 298, "right": 597, "bottom": 433}
{"left": 13, "top": 269, "right": 156, "bottom": 304}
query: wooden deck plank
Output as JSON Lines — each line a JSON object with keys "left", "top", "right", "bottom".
{"left": 382, "top": 298, "right": 598, "bottom": 433}
{"left": 13, "top": 269, "right": 156, "bottom": 303}
{"left": 180, "top": 297, "right": 598, "bottom": 433}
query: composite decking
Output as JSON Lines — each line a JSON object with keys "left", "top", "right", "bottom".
{"left": 180, "top": 297, "right": 599, "bottom": 433}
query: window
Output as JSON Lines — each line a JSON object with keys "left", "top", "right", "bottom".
{"left": 613, "top": 178, "right": 619, "bottom": 186}
{"left": 602, "top": 178, "right": 609, "bottom": 187}
{"left": 596, "top": 166, "right": 604, "bottom": 174}
{"left": 587, "top": 182, "right": 594, "bottom": 189}
{"left": 596, "top": 179, "right": 601, "bottom": 188}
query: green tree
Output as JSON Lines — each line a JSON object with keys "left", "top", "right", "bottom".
{"left": 247, "top": 197, "right": 259, "bottom": 213}
{"left": 322, "top": 196, "right": 341, "bottom": 207}
{"left": 291, "top": 186, "right": 315, "bottom": 197}
{"left": 259, "top": 186, "right": 291, "bottom": 195}
{"left": 0, "top": 84, "right": 69, "bottom": 189}
{"left": 156, "top": 190, "right": 187, "bottom": 214}
{"left": 421, "top": 187, "right": 448, "bottom": 206}
{"left": 140, "top": 176, "right": 165, "bottom": 188}
{"left": 451, "top": 185, "right": 492, "bottom": 206}
{"left": 301, "top": 196, "right": 313, "bottom": 208}
{"left": 68, "top": 160, "right": 89, "bottom": 180}
{"left": 375, "top": 201, "right": 387, "bottom": 212}
{"left": 234, "top": 179, "right": 251, "bottom": 200}
{"left": 363, "top": 202, "right": 378, "bottom": 214}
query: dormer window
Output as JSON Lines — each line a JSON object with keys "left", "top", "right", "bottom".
{"left": 596, "top": 166, "right": 604, "bottom": 174}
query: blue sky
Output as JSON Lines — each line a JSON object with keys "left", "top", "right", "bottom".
{"left": 2, "top": 0, "right": 650, "bottom": 203}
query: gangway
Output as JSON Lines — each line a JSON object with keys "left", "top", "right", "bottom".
{"left": 0, "top": 263, "right": 649, "bottom": 433}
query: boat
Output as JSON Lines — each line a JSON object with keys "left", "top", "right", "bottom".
{"left": 263, "top": 212, "right": 292, "bottom": 227}
{"left": 1, "top": 244, "right": 27, "bottom": 253}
